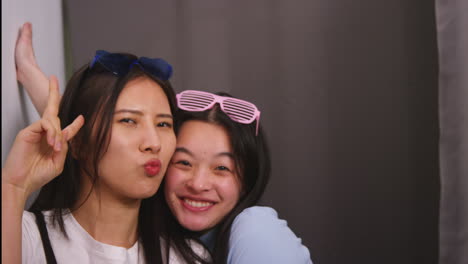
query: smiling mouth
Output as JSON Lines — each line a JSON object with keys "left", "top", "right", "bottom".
{"left": 183, "top": 198, "right": 215, "bottom": 209}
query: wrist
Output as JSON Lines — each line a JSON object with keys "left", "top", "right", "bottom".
{"left": 1, "top": 179, "right": 30, "bottom": 207}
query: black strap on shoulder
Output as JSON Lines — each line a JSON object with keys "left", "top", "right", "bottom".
{"left": 33, "top": 211, "right": 57, "bottom": 264}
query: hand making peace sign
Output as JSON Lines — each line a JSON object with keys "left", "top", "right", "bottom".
{"left": 2, "top": 75, "right": 84, "bottom": 197}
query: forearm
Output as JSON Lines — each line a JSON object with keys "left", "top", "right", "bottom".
{"left": 18, "top": 64, "right": 49, "bottom": 116}
{"left": 2, "top": 180, "right": 28, "bottom": 264}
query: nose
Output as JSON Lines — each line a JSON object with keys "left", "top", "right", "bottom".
{"left": 186, "top": 167, "right": 212, "bottom": 193}
{"left": 139, "top": 125, "right": 161, "bottom": 154}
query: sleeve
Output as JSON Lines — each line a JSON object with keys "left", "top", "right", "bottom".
{"left": 227, "top": 206, "right": 313, "bottom": 264}
{"left": 22, "top": 211, "right": 42, "bottom": 263}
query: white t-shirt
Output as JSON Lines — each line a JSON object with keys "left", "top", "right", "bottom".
{"left": 22, "top": 210, "right": 207, "bottom": 264}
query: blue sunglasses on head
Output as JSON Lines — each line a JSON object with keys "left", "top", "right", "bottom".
{"left": 89, "top": 50, "right": 173, "bottom": 81}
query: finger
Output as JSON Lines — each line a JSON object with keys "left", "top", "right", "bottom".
{"left": 17, "top": 117, "right": 60, "bottom": 148}
{"left": 46, "top": 115, "right": 62, "bottom": 151}
{"left": 40, "top": 118, "right": 57, "bottom": 147}
{"left": 63, "top": 115, "right": 85, "bottom": 141}
{"left": 54, "top": 130, "right": 70, "bottom": 172}
{"left": 41, "top": 115, "right": 61, "bottom": 147}
{"left": 15, "top": 23, "right": 31, "bottom": 53}
{"left": 23, "top": 22, "right": 33, "bottom": 43}
{"left": 20, "top": 22, "right": 33, "bottom": 46}
{"left": 43, "top": 75, "right": 60, "bottom": 117}
{"left": 54, "top": 126, "right": 63, "bottom": 152}
{"left": 15, "top": 22, "right": 37, "bottom": 70}
{"left": 24, "top": 119, "right": 46, "bottom": 134}
{"left": 18, "top": 119, "right": 45, "bottom": 142}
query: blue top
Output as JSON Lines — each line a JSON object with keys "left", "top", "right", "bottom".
{"left": 199, "top": 206, "right": 313, "bottom": 264}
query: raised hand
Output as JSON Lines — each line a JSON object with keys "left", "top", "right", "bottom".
{"left": 15, "top": 22, "right": 50, "bottom": 115}
{"left": 15, "top": 22, "right": 39, "bottom": 82}
{"left": 2, "top": 75, "right": 84, "bottom": 197}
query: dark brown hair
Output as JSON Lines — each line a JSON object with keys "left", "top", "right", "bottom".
{"left": 161, "top": 92, "right": 271, "bottom": 263}
{"left": 29, "top": 53, "right": 191, "bottom": 264}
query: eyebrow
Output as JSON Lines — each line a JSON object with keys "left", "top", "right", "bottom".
{"left": 217, "top": 152, "right": 235, "bottom": 159}
{"left": 114, "top": 109, "right": 173, "bottom": 119}
{"left": 174, "top": 147, "right": 193, "bottom": 156}
{"left": 174, "top": 147, "right": 235, "bottom": 159}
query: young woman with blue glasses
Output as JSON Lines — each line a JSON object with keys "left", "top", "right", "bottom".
{"left": 3, "top": 24, "right": 209, "bottom": 263}
{"left": 11, "top": 22, "right": 313, "bottom": 263}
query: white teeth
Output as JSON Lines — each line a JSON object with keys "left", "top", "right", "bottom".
{"left": 184, "top": 198, "right": 213, "bottom": 208}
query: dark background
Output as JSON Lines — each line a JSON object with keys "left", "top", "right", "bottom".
{"left": 63, "top": 0, "right": 439, "bottom": 263}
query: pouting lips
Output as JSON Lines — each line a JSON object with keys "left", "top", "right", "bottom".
{"left": 144, "top": 160, "right": 161, "bottom": 176}
{"left": 144, "top": 165, "right": 160, "bottom": 176}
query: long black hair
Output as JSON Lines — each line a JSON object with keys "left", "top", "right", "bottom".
{"left": 161, "top": 92, "right": 271, "bottom": 263}
{"left": 28, "top": 52, "right": 197, "bottom": 264}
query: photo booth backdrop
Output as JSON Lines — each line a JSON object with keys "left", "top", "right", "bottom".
{"left": 1, "top": 1, "right": 441, "bottom": 263}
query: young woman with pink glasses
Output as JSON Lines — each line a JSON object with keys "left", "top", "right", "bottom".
{"left": 13, "top": 22, "right": 313, "bottom": 263}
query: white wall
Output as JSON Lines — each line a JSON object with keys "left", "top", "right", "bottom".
{"left": 2, "top": 0, "right": 65, "bottom": 166}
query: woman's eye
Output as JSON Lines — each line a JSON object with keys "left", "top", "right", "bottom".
{"left": 175, "top": 160, "right": 191, "bottom": 167}
{"left": 119, "top": 118, "right": 136, "bottom": 124}
{"left": 157, "top": 122, "right": 173, "bottom": 128}
{"left": 216, "top": 166, "right": 231, "bottom": 172}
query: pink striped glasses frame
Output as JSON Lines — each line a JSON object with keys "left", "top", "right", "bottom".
{"left": 176, "top": 90, "right": 261, "bottom": 135}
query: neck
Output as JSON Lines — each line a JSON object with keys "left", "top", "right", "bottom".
{"left": 71, "top": 177, "right": 141, "bottom": 249}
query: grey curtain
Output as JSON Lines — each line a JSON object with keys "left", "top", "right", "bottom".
{"left": 437, "top": 1, "right": 468, "bottom": 264}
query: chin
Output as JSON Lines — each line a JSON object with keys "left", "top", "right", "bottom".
{"left": 142, "top": 182, "right": 162, "bottom": 195}
{"left": 183, "top": 224, "right": 207, "bottom": 232}
{"left": 137, "top": 193, "right": 157, "bottom": 199}
{"left": 128, "top": 186, "right": 160, "bottom": 200}
{"left": 179, "top": 218, "right": 213, "bottom": 232}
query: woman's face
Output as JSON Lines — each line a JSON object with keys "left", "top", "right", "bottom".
{"left": 96, "top": 76, "right": 176, "bottom": 201}
{"left": 164, "top": 120, "right": 242, "bottom": 232}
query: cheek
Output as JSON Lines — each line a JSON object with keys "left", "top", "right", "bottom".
{"left": 161, "top": 133, "right": 177, "bottom": 162}
{"left": 164, "top": 166, "right": 185, "bottom": 197}
{"left": 106, "top": 131, "right": 134, "bottom": 154}
{"left": 219, "top": 178, "right": 242, "bottom": 205}
{"left": 97, "top": 131, "right": 136, "bottom": 174}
